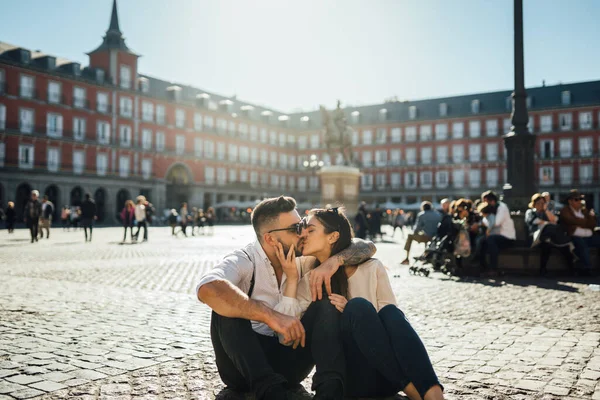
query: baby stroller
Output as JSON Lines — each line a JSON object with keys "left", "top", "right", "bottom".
{"left": 409, "top": 220, "right": 470, "bottom": 277}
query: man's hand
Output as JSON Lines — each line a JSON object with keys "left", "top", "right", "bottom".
{"left": 310, "top": 255, "right": 341, "bottom": 301}
{"left": 267, "top": 312, "right": 305, "bottom": 349}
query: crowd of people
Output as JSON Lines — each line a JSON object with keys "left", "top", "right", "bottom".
{"left": 167, "top": 203, "right": 216, "bottom": 237}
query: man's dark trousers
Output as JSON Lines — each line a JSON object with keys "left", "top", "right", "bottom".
{"left": 210, "top": 297, "right": 345, "bottom": 399}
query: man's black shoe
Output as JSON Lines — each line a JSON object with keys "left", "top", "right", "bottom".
{"left": 313, "top": 380, "right": 343, "bottom": 400}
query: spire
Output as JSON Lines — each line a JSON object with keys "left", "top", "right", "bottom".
{"left": 108, "top": 0, "right": 121, "bottom": 33}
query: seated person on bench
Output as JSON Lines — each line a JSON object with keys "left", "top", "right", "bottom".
{"left": 401, "top": 202, "right": 441, "bottom": 265}
{"left": 478, "top": 191, "right": 516, "bottom": 274}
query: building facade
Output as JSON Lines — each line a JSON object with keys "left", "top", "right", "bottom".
{"left": 0, "top": 1, "right": 599, "bottom": 223}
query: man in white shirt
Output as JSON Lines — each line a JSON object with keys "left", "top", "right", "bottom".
{"left": 196, "top": 196, "right": 376, "bottom": 400}
{"left": 479, "top": 191, "right": 516, "bottom": 275}
{"left": 133, "top": 195, "right": 147, "bottom": 242}
{"left": 559, "top": 190, "right": 599, "bottom": 271}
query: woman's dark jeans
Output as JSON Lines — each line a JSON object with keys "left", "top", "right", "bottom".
{"left": 341, "top": 298, "right": 441, "bottom": 398}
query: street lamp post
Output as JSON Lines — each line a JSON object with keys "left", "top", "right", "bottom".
{"left": 303, "top": 154, "right": 325, "bottom": 172}
{"left": 502, "top": 0, "right": 537, "bottom": 210}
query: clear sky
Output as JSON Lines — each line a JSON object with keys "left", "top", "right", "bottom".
{"left": 1, "top": 0, "right": 599, "bottom": 113}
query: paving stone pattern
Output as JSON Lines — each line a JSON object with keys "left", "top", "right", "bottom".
{"left": 1, "top": 226, "right": 600, "bottom": 399}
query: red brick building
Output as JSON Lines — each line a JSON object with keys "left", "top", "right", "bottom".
{"left": 0, "top": 1, "right": 599, "bottom": 223}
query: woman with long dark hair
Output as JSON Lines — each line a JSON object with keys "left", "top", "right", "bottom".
{"left": 274, "top": 207, "right": 444, "bottom": 400}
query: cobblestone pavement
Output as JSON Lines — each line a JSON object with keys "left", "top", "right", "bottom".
{"left": 1, "top": 226, "right": 600, "bottom": 399}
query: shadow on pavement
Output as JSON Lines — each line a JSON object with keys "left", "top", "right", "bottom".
{"left": 452, "top": 274, "right": 600, "bottom": 292}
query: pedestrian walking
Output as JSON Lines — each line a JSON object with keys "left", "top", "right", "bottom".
{"left": 206, "top": 206, "right": 215, "bottom": 235}
{"left": 61, "top": 206, "right": 70, "bottom": 230}
{"left": 354, "top": 202, "right": 370, "bottom": 239}
{"left": 80, "top": 193, "right": 97, "bottom": 242}
{"left": 133, "top": 195, "right": 148, "bottom": 242}
{"left": 196, "top": 208, "right": 206, "bottom": 235}
{"left": 168, "top": 209, "right": 179, "bottom": 235}
{"left": 5, "top": 202, "right": 16, "bottom": 233}
{"left": 120, "top": 200, "right": 135, "bottom": 242}
{"left": 39, "top": 195, "right": 54, "bottom": 239}
{"left": 70, "top": 206, "right": 80, "bottom": 229}
{"left": 24, "top": 190, "right": 42, "bottom": 243}
{"left": 179, "top": 202, "right": 189, "bottom": 237}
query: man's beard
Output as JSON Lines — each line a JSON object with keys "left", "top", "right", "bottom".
{"left": 279, "top": 239, "right": 304, "bottom": 257}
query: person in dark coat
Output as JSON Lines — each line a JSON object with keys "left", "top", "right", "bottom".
{"left": 120, "top": 200, "right": 135, "bottom": 242}
{"left": 369, "top": 205, "right": 384, "bottom": 241}
{"left": 39, "top": 195, "right": 54, "bottom": 239}
{"left": 354, "top": 202, "right": 370, "bottom": 240}
{"left": 5, "top": 202, "right": 16, "bottom": 233}
{"left": 24, "top": 190, "right": 42, "bottom": 243}
{"left": 80, "top": 193, "right": 97, "bottom": 242}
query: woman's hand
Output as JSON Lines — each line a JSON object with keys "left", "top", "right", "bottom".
{"left": 329, "top": 294, "right": 348, "bottom": 313}
{"left": 275, "top": 243, "right": 298, "bottom": 282}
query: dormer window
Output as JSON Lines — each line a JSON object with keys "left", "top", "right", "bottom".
{"left": 220, "top": 99, "right": 234, "bottom": 113}
{"left": 379, "top": 108, "right": 388, "bottom": 122}
{"left": 505, "top": 96, "right": 512, "bottom": 111}
{"left": 196, "top": 93, "right": 210, "bottom": 107}
{"left": 561, "top": 91, "right": 571, "bottom": 106}
{"left": 526, "top": 96, "right": 532, "bottom": 108}
{"left": 240, "top": 105, "right": 254, "bottom": 118}
{"left": 261, "top": 110, "right": 272, "bottom": 123}
{"left": 96, "top": 69, "right": 105, "bottom": 84}
{"left": 21, "top": 50, "right": 31, "bottom": 64}
{"left": 471, "top": 99, "right": 480, "bottom": 114}
{"left": 278, "top": 115, "right": 290, "bottom": 127}
{"left": 408, "top": 106, "right": 417, "bottom": 120}
{"left": 300, "top": 116, "right": 310, "bottom": 128}
{"left": 439, "top": 103, "right": 447, "bottom": 117}
{"left": 138, "top": 77, "right": 149, "bottom": 93}
{"left": 167, "top": 86, "right": 182, "bottom": 102}
{"left": 120, "top": 65, "right": 131, "bottom": 89}
{"left": 351, "top": 111, "right": 360, "bottom": 124}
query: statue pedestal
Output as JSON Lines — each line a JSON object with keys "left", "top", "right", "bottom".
{"left": 317, "top": 166, "right": 361, "bottom": 217}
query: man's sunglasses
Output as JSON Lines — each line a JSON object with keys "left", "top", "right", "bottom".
{"left": 267, "top": 218, "right": 307, "bottom": 235}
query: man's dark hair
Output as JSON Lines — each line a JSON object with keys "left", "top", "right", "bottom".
{"left": 251, "top": 196, "right": 297, "bottom": 238}
{"left": 421, "top": 201, "right": 432, "bottom": 211}
{"left": 481, "top": 190, "right": 498, "bottom": 202}
{"left": 85, "top": 193, "right": 91, "bottom": 200}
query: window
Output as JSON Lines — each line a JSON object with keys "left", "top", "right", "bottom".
{"left": 486, "top": 169, "right": 498, "bottom": 187}
{"left": 503, "top": 118, "right": 511, "bottom": 134}
{"left": 250, "top": 126, "right": 258, "bottom": 141}
{"left": 419, "top": 172, "right": 432, "bottom": 188}
{"left": 310, "top": 134, "right": 320, "bottom": 149}
{"left": 469, "top": 121, "right": 481, "bottom": 137}
{"left": 0, "top": 104, "right": 5, "bottom": 130}
{"left": 141, "top": 159, "right": 152, "bottom": 180}
{"left": 269, "top": 174, "right": 279, "bottom": 188}
{"left": 453, "top": 170, "right": 464, "bottom": 188}
{"left": 435, "top": 123, "right": 447, "bottom": 140}
{"left": 19, "top": 144, "right": 34, "bottom": 169}
{"left": 194, "top": 138, "right": 203, "bottom": 157}
{"left": 240, "top": 170, "right": 249, "bottom": 183}
{"left": 579, "top": 112, "right": 592, "bottom": 130}
{"left": 139, "top": 78, "right": 149, "bottom": 93}
{"left": 309, "top": 176, "right": 319, "bottom": 191}
{"left": 176, "top": 135, "right": 185, "bottom": 155}
{"left": 96, "top": 153, "right": 108, "bottom": 176}
{"left": 361, "top": 151, "right": 372, "bottom": 167}
{"left": 206, "top": 168, "right": 216, "bottom": 185}
{"left": 118, "top": 156, "right": 129, "bottom": 178}
{"left": 561, "top": 90, "right": 571, "bottom": 106}
{"left": 540, "top": 140, "right": 553, "bottom": 159}
{"left": 260, "top": 149, "right": 268, "bottom": 166}
{"left": 469, "top": 144, "right": 481, "bottom": 162}
{"left": 421, "top": 147, "right": 432, "bottom": 164}
{"left": 48, "top": 81, "right": 61, "bottom": 104}
{"left": 559, "top": 138, "right": 572, "bottom": 158}
{"left": 405, "top": 172, "right": 417, "bottom": 189}
{"left": 142, "top": 102, "right": 154, "bottom": 122}
{"left": 119, "top": 125, "right": 132, "bottom": 147}
{"left": 486, "top": 119, "right": 498, "bottom": 136}
{"left": 20, "top": 75, "right": 34, "bottom": 98}
{"left": 406, "top": 148, "right": 416, "bottom": 165}
{"left": 405, "top": 126, "right": 417, "bottom": 142}
{"left": 362, "top": 130, "right": 372, "bottom": 145}
{"left": 376, "top": 173, "right": 386, "bottom": 189}
{"left": 439, "top": 103, "right": 447, "bottom": 117}
{"left": 120, "top": 65, "right": 131, "bottom": 89}
{"left": 156, "top": 131, "right": 165, "bottom": 151}
{"left": 204, "top": 140, "right": 214, "bottom": 159}
{"left": 559, "top": 166, "right": 573, "bottom": 185}
{"left": 47, "top": 148, "right": 60, "bottom": 172}
{"left": 579, "top": 137, "right": 593, "bottom": 157}
{"left": 469, "top": 170, "right": 481, "bottom": 188}
{"left": 217, "top": 168, "right": 227, "bottom": 186}
{"left": 408, "top": 106, "right": 417, "bottom": 120}
{"left": 20, "top": 108, "right": 34, "bottom": 133}
{"left": 391, "top": 128, "right": 401, "bottom": 143}
{"left": 97, "top": 121, "right": 110, "bottom": 144}
{"left": 580, "top": 165, "right": 593, "bottom": 184}
{"left": 435, "top": 171, "right": 448, "bottom": 188}
{"left": 46, "top": 113, "right": 63, "bottom": 137}
{"left": 176, "top": 109, "right": 186, "bottom": 128}
{"left": 471, "top": 99, "right": 480, "bottom": 114}
{"left": 452, "top": 145, "right": 464, "bottom": 163}
{"left": 229, "top": 169, "right": 238, "bottom": 184}
{"left": 0, "top": 142, "right": 5, "bottom": 167}
{"left": 452, "top": 122, "right": 464, "bottom": 139}
{"left": 73, "top": 117, "right": 86, "bottom": 141}
{"left": 230, "top": 122, "right": 238, "bottom": 136}
{"left": 250, "top": 148, "right": 258, "bottom": 164}
{"left": 229, "top": 144, "right": 239, "bottom": 162}
{"left": 298, "top": 177, "right": 307, "bottom": 191}
{"left": 298, "top": 136, "right": 307, "bottom": 150}
{"left": 376, "top": 128, "right": 387, "bottom": 144}
{"left": 559, "top": 113, "right": 572, "bottom": 131}
{"left": 277, "top": 153, "right": 286, "bottom": 169}
{"left": 193, "top": 113, "right": 203, "bottom": 131}
{"left": 73, "top": 87, "right": 86, "bottom": 108}
{"left": 269, "top": 131, "right": 277, "bottom": 145}
{"left": 351, "top": 111, "right": 360, "bottom": 124}
{"left": 142, "top": 129, "right": 152, "bottom": 150}
{"left": 540, "top": 115, "right": 552, "bottom": 133}
{"left": 390, "top": 149, "right": 401, "bottom": 165}
{"left": 73, "top": 150, "right": 84, "bottom": 175}
{"left": 97, "top": 92, "right": 109, "bottom": 113}
{"left": 120, "top": 97, "right": 133, "bottom": 117}
{"left": 539, "top": 166, "right": 554, "bottom": 185}
{"left": 436, "top": 146, "right": 448, "bottom": 164}
{"left": 260, "top": 128, "right": 268, "bottom": 143}
{"left": 420, "top": 125, "right": 432, "bottom": 141}
{"left": 485, "top": 143, "right": 498, "bottom": 161}
{"left": 375, "top": 150, "right": 387, "bottom": 166}
{"left": 269, "top": 151, "right": 277, "bottom": 168}
{"left": 361, "top": 174, "right": 373, "bottom": 190}
{"left": 391, "top": 173, "right": 401, "bottom": 189}
{"left": 156, "top": 105, "right": 166, "bottom": 125}
{"left": 278, "top": 133, "right": 287, "bottom": 147}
